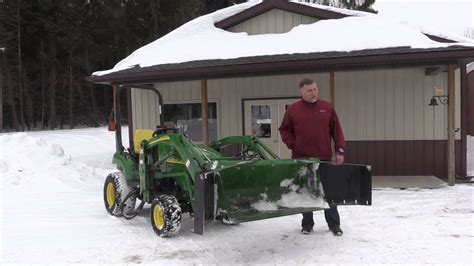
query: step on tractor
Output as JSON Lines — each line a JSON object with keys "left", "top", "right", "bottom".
{"left": 103, "top": 85, "right": 372, "bottom": 237}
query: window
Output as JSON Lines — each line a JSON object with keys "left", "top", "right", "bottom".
{"left": 163, "top": 103, "right": 217, "bottom": 141}
{"left": 251, "top": 105, "right": 271, "bottom": 138}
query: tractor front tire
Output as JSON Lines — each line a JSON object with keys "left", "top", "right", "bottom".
{"left": 103, "top": 172, "right": 136, "bottom": 216}
{"left": 151, "top": 195, "right": 182, "bottom": 237}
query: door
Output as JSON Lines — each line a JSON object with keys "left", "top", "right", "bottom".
{"left": 277, "top": 98, "right": 298, "bottom": 159}
{"left": 244, "top": 98, "right": 299, "bottom": 159}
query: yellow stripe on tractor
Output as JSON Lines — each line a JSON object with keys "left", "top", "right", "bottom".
{"left": 166, "top": 158, "right": 185, "bottom": 164}
{"left": 148, "top": 135, "right": 171, "bottom": 146}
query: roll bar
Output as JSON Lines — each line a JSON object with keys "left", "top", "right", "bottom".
{"left": 114, "top": 84, "right": 164, "bottom": 153}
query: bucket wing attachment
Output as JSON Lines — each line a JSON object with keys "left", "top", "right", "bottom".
{"left": 318, "top": 162, "right": 372, "bottom": 206}
{"left": 214, "top": 160, "right": 371, "bottom": 224}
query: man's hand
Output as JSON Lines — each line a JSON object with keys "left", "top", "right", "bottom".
{"left": 335, "top": 155, "right": 344, "bottom": 165}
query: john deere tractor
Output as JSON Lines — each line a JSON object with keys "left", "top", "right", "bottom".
{"left": 103, "top": 85, "right": 372, "bottom": 237}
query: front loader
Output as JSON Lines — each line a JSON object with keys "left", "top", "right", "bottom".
{"left": 103, "top": 85, "right": 372, "bottom": 237}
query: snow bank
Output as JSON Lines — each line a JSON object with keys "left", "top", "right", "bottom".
{"left": 0, "top": 133, "right": 102, "bottom": 190}
{"left": 1, "top": 129, "right": 117, "bottom": 263}
{"left": 1, "top": 133, "right": 71, "bottom": 188}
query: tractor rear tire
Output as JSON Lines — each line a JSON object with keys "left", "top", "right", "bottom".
{"left": 151, "top": 195, "right": 182, "bottom": 237}
{"left": 103, "top": 172, "right": 136, "bottom": 216}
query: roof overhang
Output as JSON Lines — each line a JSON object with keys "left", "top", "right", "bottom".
{"left": 88, "top": 46, "right": 474, "bottom": 85}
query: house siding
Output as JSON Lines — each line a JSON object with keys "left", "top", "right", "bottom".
{"left": 228, "top": 8, "right": 318, "bottom": 34}
{"left": 130, "top": 68, "right": 462, "bottom": 142}
{"left": 335, "top": 68, "right": 461, "bottom": 141}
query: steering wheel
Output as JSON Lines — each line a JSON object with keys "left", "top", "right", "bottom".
{"left": 235, "top": 147, "right": 260, "bottom": 161}
{"left": 153, "top": 127, "right": 179, "bottom": 137}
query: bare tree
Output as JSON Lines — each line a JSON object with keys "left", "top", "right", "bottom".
{"left": 40, "top": 39, "right": 45, "bottom": 129}
{"left": 84, "top": 43, "right": 98, "bottom": 124}
{"left": 0, "top": 0, "right": 245, "bottom": 131}
{"left": 68, "top": 56, "right": 74, "bottom": 129}
{"left": 0, "top": 48, "right": 4, "bottom": 131}
{"left": 5, "top": 63, "right": 19, "bottom": 131}
{"left": 297, "top": 0, "right": 377, "bottom": 13}
{"left": 48, "top": 41, "right": 57, "bottom": 130}
{"left": 17, "top": 0, "right": 24, "bottom": 131}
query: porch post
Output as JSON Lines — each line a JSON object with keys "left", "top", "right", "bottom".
{"left": 112, "top": 85, "right": 117, "bottom": 121}
{"left": 330, "top": 72, "right": 336, "bottom": 107}
{"left": 460, "top": 64, "right": 468, "bottom": 178}
{"left": 113, "top": 85, "right": 123, "bottom": 152}
{"left": 201, "top": 79, "right": 209, "bottom": 145}
{"left": 447, "top": 65, "right": 456, "bottom": 186}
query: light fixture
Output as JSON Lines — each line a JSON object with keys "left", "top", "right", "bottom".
{"left": 428, "top": 95, "right": 448, "bottom": 106}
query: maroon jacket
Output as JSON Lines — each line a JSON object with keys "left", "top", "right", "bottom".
{"left": 279, "top": 99, "right": 346, "bottom": 160}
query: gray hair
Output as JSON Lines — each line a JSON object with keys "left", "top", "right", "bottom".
{"left": 299, "top": 78, "right": 317, "bottom": 89}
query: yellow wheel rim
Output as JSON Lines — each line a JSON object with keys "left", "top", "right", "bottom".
{"left": 106, "top": 183, "right": 115, "bottom": 208}
{"left": 153, "top": 204, "right": 165, "bottom": 230}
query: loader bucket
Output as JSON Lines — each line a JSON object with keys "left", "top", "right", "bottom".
{"left": 213, "top": 160, "right": 372, "bottom": 224}
{"left": 215, "top": 159, "right": 329, "bottom": 223}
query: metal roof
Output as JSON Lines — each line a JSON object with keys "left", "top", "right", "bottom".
{"left": 88, "top": 46, "right": 474, "bottom": 85}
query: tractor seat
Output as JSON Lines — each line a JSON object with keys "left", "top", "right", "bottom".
{"left": 133, "top": 129, "right": 154, "bottom": 153}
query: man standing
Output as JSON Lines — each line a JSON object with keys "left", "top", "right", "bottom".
{"left": 278, "top": 78, "right": 345, "bottom": 236}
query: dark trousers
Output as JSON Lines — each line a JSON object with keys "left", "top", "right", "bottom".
{"left": 301, "top": 205, "right": 340, "bottom": 229}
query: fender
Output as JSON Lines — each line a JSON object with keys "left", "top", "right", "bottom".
{"left": 112, "top": 152, "right": 139, "bottom": 182}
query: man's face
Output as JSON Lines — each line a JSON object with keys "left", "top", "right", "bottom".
{"left": 300, "top": 82, "right": 319, "bottom": 103}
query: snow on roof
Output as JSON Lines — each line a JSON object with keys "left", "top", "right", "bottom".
{"left": 410, "top": 24, "right": 474, "bottom": 44}
{"left": 93, "top": 0, "right": 474, "bottom": 76}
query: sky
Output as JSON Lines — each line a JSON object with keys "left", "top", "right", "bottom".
{"left": 373, "top": 0, "right": 474, "bottom": 37}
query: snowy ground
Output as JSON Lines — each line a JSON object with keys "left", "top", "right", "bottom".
{"left": 1, "top": 127, "right": 473, "bottom": 264}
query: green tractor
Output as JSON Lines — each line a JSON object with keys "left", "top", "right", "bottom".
{"left": 103, "top": 85, "right": 372, "bottom": 237}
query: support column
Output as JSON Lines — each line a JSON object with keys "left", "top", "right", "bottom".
{"left": 330, "top": 72, "right": 336, "bottom": 107}
{"left": 112, "top": 85, "right": 117, "bottom": 122}
{"left": 201, "top": 79, "right": 209, "bottom": 145}
{"left": 113, "top": 85, "right": 123, "bottom": 153}
{"left": 460, "top": 64, "right": 468, "bottom": 178}
{"left": 127, "top": 88, "right": 134, "bottom": 150}
{"left": 447, "top": 65, "right": 456, "bottom": 186}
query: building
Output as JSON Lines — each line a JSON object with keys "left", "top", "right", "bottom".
{"left": 89, "top": 0, "right": 474, "bottom": 180}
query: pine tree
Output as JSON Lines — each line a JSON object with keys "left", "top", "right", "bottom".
{"left": 0, "top": 0, "right": 257, "bottom": 132}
